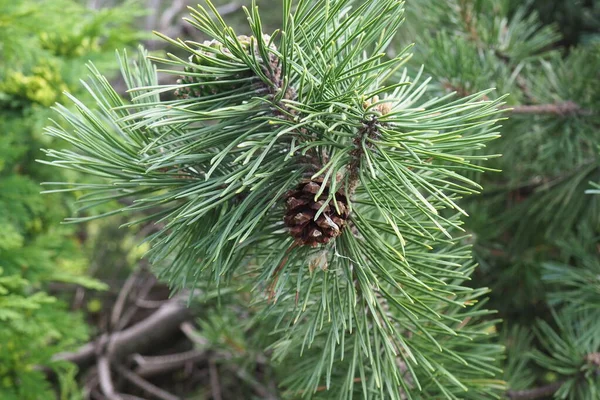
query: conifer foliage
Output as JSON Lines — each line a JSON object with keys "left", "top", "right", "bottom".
{"left": 43, "top": 0, "right": 509, "bottom": 398}
{"left": 401, "top": 0, "right": 599, "bottom": 399}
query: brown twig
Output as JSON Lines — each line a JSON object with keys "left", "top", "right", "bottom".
{"left": 506, "top": 381, "right": 564, "bottom": 400}
{"left": 504, "top": 101, "right": 593, "bottom": 116}
{"left": 114, "top": 364, "right": 180, "bottom": 400}
{"left": 97, "top": 356, "right": 121, "bottom": 400}
{"left": 458, "top": 0, "right": 480, "bottom": 43}
{"left": 53, "top": 296, "right": 192, "bottom": 368}
{"left": 110, "top": 268, "right": 142, "bottom": 329}
{"left": 209, "top": 358, "right": 223, "bottom": 400}
{"left": 132, "top": 349, "right": 207, "bottom": 378}
{"left": 348, "top": 118, "right": 380, "bottom": 193}
{"left": 134, "top": 298, "right": 168, "bottom": 309}
{"left": 158, "top": 0, "right": 186, "bottom": 32}
{"left": 180, "top": 322, "right": 209, "bottom": 347}
{"left": 116, "top": 273, "right": 157, "bottom": 330}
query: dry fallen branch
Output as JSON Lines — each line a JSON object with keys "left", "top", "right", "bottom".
{"left": 115, "top": 364, "right": 180, "bottom": 400}
{"left": 97, "top": 356, "right": 121, "bottom": 400}
{"left": 132, "top": 349, "right": 207, "bottom": 378}
{"left": 111, "top": 268, "right": 143, "bottom": 329}
{"left": 53, "top": 296, "right": 192, "bottom": 368}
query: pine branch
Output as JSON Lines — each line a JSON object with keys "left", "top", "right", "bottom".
{"left": 506, "top": 381, "right": 564, "bottom": 400}
{"left": 442, "top": 81, "right": 592, "bottom": 118}
{"left": 41, "top": 1, "right": 508, "bottom": 398}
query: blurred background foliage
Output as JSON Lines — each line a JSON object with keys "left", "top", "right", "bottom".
{"left": 0, "top": 0, "right": 598, "bottom": 399}
{"left": 0, "top": 0, "right": 142, "bottom": 398}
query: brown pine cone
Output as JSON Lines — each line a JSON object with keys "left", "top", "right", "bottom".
{"left": 283, "top": 178, "right": 349, "bottom": 246}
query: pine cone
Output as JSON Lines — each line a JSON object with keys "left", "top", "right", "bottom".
{"left": 283, "top": 178, "right": 349, "bottom": 247}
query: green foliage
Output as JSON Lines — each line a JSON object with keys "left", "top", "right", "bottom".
{"left": 42, "top": 0, "right": 511, "bottom": 398}
{"left": 522, "top": 0, "right": 600, "bottom": 46}
{"left": 0, "top": 268, "right": 87, "bottom": 400}
{"left": 400, "top": 0, "right": 600, "bottom": 398}
{"left": 531, "top": 311, "right": 600, "bottom": 400}
{"left": 0, "top": 0, "right": 138, "bottom": 398}
{"left": 501, "top": 325, "right": 536, "bottom": 392}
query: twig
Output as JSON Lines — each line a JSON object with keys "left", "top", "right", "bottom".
{"left": 180, "top": 321, "right": 209, "bottom": 347}
{"left": 116, "top": 272, "right": 157, "bottom": 330}
{"left": 158, "top": 0, "right": 186, "bottom": 31}
{"left": 97, "top": 357, "right": 121, "bottom": 400}
{"left": 348, "top": 118, "right": 380, "bottom": 193}
{"left": 209, "top": 358, "right": 223, "bottom": 400}
{"left": 145, "top": 0, "right": 161, "bottom": 32}
{"left": 111, "top": 268, "right": 142, "bottom": 329}
{"left": 53, "top": 296, "right": 192, "bottom": 368}
{"left": 135, "top": 298, "right": 168, "bottom": 309}
{"left": 114, "top": 364, "right": 180, "bottom": 400}
{"left": 458, "top": 0, "right": 479, "bottom": 43}
{"left": 132, "top": 349, "right": 207, "bottom": 378}
{"left": 505, "top": 101, "right": 593, "bottom": 116}
{"left": 507, "top": 381, "right": 564, "bottom": 400}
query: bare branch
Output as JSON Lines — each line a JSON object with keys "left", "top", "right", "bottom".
{"left": 97, "top": 357, "right": 121, "bottom": 400}
{"left": 132, "top": 349, "right": 207, "bottom": 378}
{"left": 146, "top": 0, "right": 162, "bottom": 32}
{"left": 505, "top": 101, "right": 593, "bottom": 116}
{"left": 135, "top": 298, "right": 168, "bottom": 309}
{"left": 159, "top": 0, "right": 186, "bottom": 32}
{"left": 53, "top": 297, "right": 192, "bottom": 368}
{"left": 507, "top": 381, "right": 564, "bottom": 400}
{"left": 114, "top": 364, "right": 180, "bottom": 400}
{"left": 111, "top": 268, "right": 142, "bottom": 329}
{"left": 209, "top": 358, "right": 223, "bottom": 400}
{"left": 116, "top": 273, "right": 157, "bottom": 330}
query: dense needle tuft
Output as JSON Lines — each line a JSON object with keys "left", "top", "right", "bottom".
{"left": 174, "top": 34, "right": 278, "bottom": 99}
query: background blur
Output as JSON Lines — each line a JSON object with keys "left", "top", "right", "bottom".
{"left": 0, "top": 0, "right": 598, "bottom": 399}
